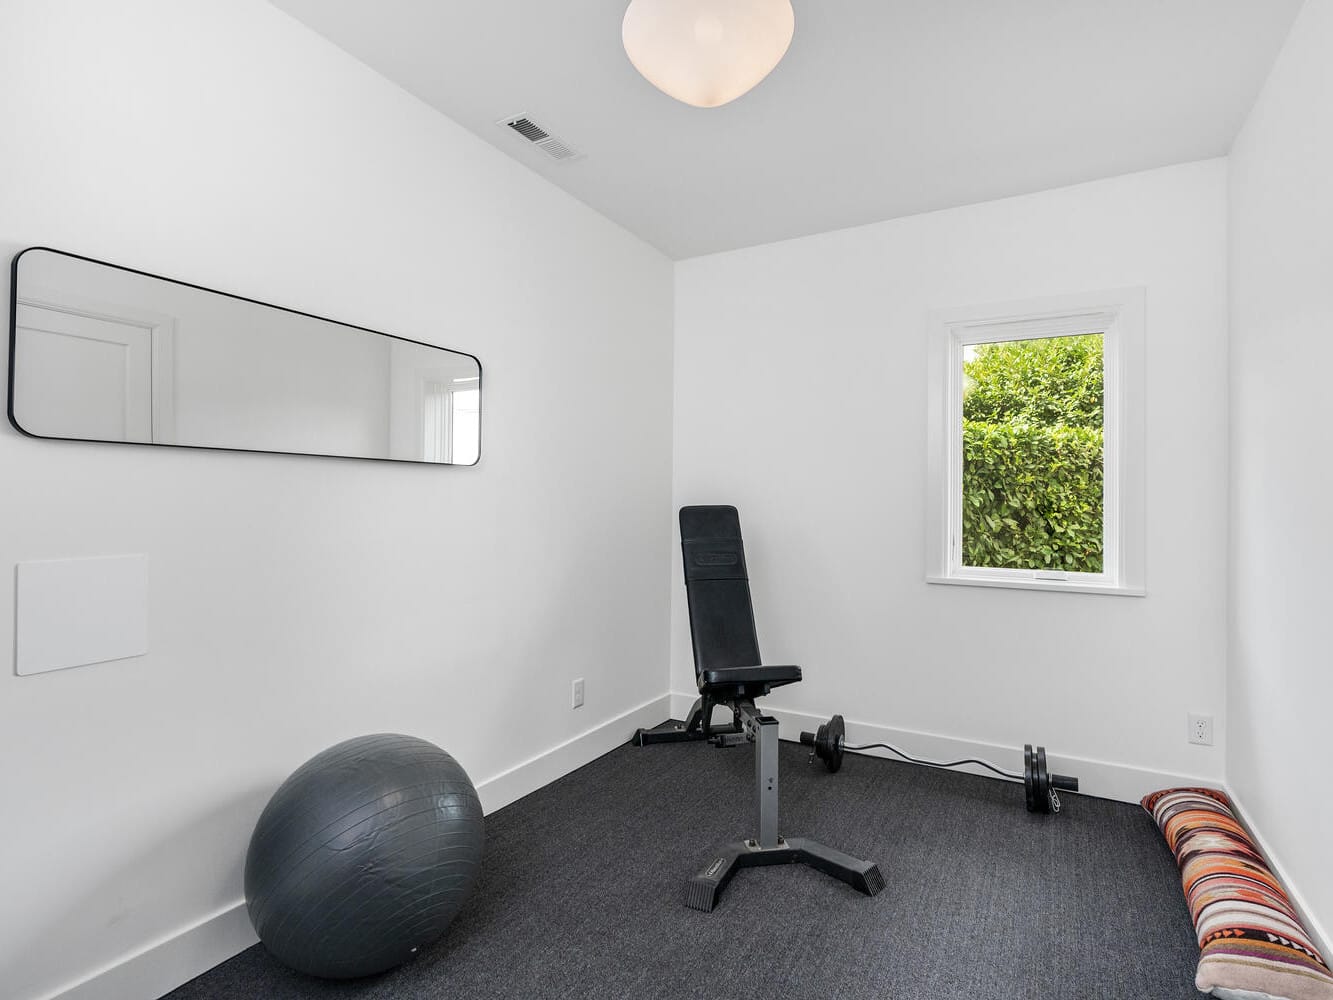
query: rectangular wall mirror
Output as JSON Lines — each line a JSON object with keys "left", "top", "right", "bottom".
{"left": 7, "top": 248, "right": 482, "bottom": 465}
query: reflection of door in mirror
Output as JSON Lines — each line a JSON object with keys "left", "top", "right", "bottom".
{"left": 12, "top": 295, "right": 175, "bottom": 444}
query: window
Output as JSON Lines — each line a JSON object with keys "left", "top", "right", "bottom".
{"left": 926, "top": 289, "right": 1145, "bottom": 595}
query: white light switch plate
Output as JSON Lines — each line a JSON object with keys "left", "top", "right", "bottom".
{"left": 16, "top": 555, "right": 148, "bottom": 676}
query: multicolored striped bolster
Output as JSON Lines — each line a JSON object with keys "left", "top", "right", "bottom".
{"left": 1143, "top": 788, "right": 1333, "bottom": 1000}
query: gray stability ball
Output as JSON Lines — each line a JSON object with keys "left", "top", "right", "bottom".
{"left": 244, "top": 733, "right": 485, "bottom": 979}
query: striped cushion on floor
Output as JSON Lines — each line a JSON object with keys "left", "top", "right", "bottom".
{"left": 1143, "top": 788, "right": 1333, "bottom": 1000}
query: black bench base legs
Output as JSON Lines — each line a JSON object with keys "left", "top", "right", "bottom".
{"left": 686, "top": 704, "right": 884, "bottom": 912}
{"left": 632, "top": 696, "right": 740, "bottom": 746}
{"left": 686, "top": 837, "right": 886, "bottom": 913}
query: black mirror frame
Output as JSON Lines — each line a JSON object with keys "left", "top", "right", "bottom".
{"left": 7, "top": 246, "right": 483, "bottom": 466}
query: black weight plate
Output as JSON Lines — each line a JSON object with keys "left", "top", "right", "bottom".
{"left": 827, "top": 714, "right": 845, "bottom": 773}
{"left": 1036, "top": 746, "right": 1050, "bottom": 814}
{"left": 1024, "top": 744, "right": 1036, "bottom": 811}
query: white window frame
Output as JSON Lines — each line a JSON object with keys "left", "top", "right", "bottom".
{"left": 926, "top": 288, "right": 1146, "bottom": 597}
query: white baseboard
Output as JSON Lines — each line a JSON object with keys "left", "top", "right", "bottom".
{"left": 659, "top": 696, "right": 1332, "bottom": 962}
{"left": 1225, "top": 784, "right": 1331, "bottom": 962}
{"left": 47, "top": 696, "right": 1326, "bottom": 1000}
{"left": 37, "top": 902, "right": 256, "bottom": 1000}
{"left": 667, "top": 692, "right": 1221, "bottom": 807}
{"left": 474, "top": 692, "right": 670, "bottom": 813}
{"left": 40, "top": 693, "right": 671, "bottom": 1000}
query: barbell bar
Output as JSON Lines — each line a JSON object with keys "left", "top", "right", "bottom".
{"left": 799, "top": 714, "right": 1079, "bottom": 814}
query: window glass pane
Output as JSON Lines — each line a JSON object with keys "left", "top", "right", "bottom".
{"left": 961, "top": 333, "right": 1103, "bottom": 572}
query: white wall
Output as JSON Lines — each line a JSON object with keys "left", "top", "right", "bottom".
{"left": 0, "top": 3, "right": 673, "bottom": 999}
{"left": 1228, "top": 0, "right": 1333, "bottom": 945}
{"left": 673, "top": 160, "right": 1230, "bottom": 792}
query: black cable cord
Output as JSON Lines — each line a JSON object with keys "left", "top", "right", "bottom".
{"left": 841, "top": 741, "right": 1023, "bottom": 782}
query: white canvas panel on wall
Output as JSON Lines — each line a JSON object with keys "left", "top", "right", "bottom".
{"left": 16, "top": 555, "right": 149, "bottom": 676}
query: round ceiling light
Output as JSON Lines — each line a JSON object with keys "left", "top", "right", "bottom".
{"left": 622, "top": 0, "right": 796, "bottom": 109}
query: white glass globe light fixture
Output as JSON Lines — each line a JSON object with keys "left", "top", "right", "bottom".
{"left": 622, "top": 0, "right": 796, "bottom": 109}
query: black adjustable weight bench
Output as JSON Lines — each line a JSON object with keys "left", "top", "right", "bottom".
{"left": 633, "top": 505, "right": 884, "bottom": 912}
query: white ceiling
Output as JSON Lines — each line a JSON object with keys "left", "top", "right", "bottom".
{"left": 271, "top": 1, "right": 1302, "bottom": 259}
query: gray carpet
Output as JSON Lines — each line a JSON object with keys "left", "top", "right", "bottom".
{"left": 165, "top": 733, "right": 1201, "bottom": 999}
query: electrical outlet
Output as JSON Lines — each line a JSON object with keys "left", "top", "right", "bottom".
{"left": 571, "top": 678, "right": 585, "bottom": 710}
{"left": 1188, "top": 713, "right": 1214, "bottom": 746}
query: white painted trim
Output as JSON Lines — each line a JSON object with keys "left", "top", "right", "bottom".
{"left": 36, "top": 693, "right": 672, "bottom": 1000}
{"left": 668, "top": 692, "right": 1218, "bottom": 806}
{"left": 1225, "top": 784, "right": 1332, "bottom": 963}
{"left": 43, "top": 700, "right": 1320, "bottom": 1000}
{"left": 926, "top": 574, "right": 1145, "bottom": 597}
{"left": 40, "top": 700, "right": 1319, "bottom": 1000}
{"left": 472, "top": 692, "right": 670, "bottom": 813}
{"left": 150, "top": 325, "right": 177, "bottom": 445}
{"left": 35, "top": 902, "right": 256, "bottom": 1000}
{"left": 925, "top": 287, "right": 1147, "bottom": 596}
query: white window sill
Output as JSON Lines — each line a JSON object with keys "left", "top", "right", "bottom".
{"left": 926, "top": 575, "right": 1145, "bottom": 597}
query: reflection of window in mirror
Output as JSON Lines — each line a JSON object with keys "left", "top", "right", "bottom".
{"left": 423, "top": 379, "right": 480, "bottom": 464}
{"left": 450, "top": 384, "right": 480, "bottom": 464}
{"left": 386, "top": 340, "right": 481, "bottom": 464}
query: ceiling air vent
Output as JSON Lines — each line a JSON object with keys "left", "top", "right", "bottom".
{"left": 498, "top": 114, "right": 581, "bottom": 162}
